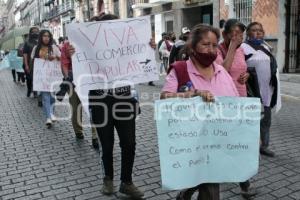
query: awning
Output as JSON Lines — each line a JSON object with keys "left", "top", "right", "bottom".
{"left": 0, "top": 26, "right": 30, "bottom": 50}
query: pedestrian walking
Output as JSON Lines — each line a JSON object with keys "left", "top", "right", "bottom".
{"left": 31, "top": 30, "right": 61, "bottom": 128}
{"left": 169, "top": 27, "right": 190, "bottom": 65}
{"left": 161, "top": 24, "right": 239, "bottom": 200}
{"left": 242, "top": 22, "right": 281, "bottom": 157}
{"left": 158, "top": 32, "right": 167, "bottom": 75}
{"left": 23, "top": 27, "right": 39, "bottom": 98}
{"left": 215, "top": 18, "right": 257, "bottom": 199}
{"left": 59, "top": 38, "right": 99, "bottom": 148}
{"left": 159, "top": 32, "right": 174, "bottom": 73}
{"left": 67, "top": 13, "right": 156, "bottom": 199}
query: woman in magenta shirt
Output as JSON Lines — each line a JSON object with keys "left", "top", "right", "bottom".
{"left": 161, "top": 24, "right": 239, "bottom": 200}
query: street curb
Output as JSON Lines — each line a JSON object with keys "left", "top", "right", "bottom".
{"left": 281, "top": 94, "right": 300, "bottom": 101}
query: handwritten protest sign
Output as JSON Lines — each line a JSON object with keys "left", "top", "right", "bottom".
{"left": 0, "top": 50, "right": 23, "bottom": 71}
{"left": 33, "top": 58, "right": 63, "bottom": 92}
{"left": 8, "top": 50, "right": 23, "bottom": 71}
{"left": 0, "top": 56, "right": 10, "bottom": 71}
{"left": 66, "top": 16, "right": 158, "bottom": 93}
{"left": 155, "top": 96, "right": 261, "bottom": 190}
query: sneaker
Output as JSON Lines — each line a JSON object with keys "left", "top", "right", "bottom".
{"left": 45, "top": 118, "right": 52, "bottom": 128}
{"left": 102, "top": 176, "right": 114, "bottom": 195}
{"left": 75, "top": 133, "right": 84, "bottom": 139}
{"left": 241, "top": 188, "right": 258, "bottom": 199}
{"left": 26, "top": 91, "right": 31, "bottom": 97}
{"left": 260, "top": 148, "right": 275, "bottom": 157}
{"left": 148, "top": 81, "right": 155, "bottom": 86}
{"left": 92, "top": 138, "right": 99, "bottom": 149}
{"left": 176, "top": 188, "right": 197, "bottom": 200}
{"left": 119, "top": 182, "right": 144, "bottom": 199}
{"left": 50, "top": 114, "right": 57, "bottom": 122}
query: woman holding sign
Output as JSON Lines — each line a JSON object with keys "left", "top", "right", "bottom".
{"left": 31, "top": 30, "right": 61, "bottom": 128}
{"left": 67, "top": 14, "right": 157, "bottom": 199}
{"left": 161, "top": 24, "right": 239, "bottom": 200}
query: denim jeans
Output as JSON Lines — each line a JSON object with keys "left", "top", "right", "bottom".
{"left": 41, "top": 92, "right": 55, "bottom": 119}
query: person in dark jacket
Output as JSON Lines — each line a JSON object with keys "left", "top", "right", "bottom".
{"left": 169, "top": 27, "right": 190, "bottom": 65}
{"left": 23, "top": 27, "right": 39, "bottom": 98}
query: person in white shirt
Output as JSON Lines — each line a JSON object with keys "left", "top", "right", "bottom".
{"left": 159, "top": 32, "right": 175, "bottom": 73}
{"left": 241, "top": 22, "right": 281, "bottom": 157}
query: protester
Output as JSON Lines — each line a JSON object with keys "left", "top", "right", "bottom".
{"left": 159, "top": 32, "right": 174, "bottom": 73}
{"left": 158, "top": 32, "right": 167, "bottom": 75}
{"left": 215, "top": 18, "right": 257, "bottom": 199}
{"left": 58, "top": 37, "right": 65, "bottom": 50}
{"left": 67, "top": 13, "right": 156, "bottom": 198}
{"left": 23, "top": 27, "right": 39, "bottom": 98}
{"left": 169, "top": 31, "right": 177, "bottom": 43}
{"left": 161, "top": 24, "right": 239, "bottom": 200}
{"left": 17, "top": 35, "right": 29, "bottom": 86}
{"left": 242, "top": 22, "right": 281, "bottom": 157}
{"left": 5, "top": 50, "right": 17, "bottom": 83}
{"left": 169, "top": 27, "right": 190, "bottom": 65}
{"left": 31, "top": 30, "right": 61, "bottom": 128}
{"left": 60, "top": 37, "right": 99, "bottom": 149}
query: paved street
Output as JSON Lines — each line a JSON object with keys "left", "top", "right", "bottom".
{"left": 0, "top": 70, "right": 300, "bottom": 200}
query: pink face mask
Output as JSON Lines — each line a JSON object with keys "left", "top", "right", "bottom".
{"left": 193, "top": 51, "right": 217, "bottom": 67}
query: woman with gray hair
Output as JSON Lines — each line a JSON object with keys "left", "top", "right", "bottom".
{"left": 241, "top": 22, "right": 281, "bottom": 158}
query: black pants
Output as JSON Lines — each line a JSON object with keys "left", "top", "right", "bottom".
{"left": 12, "top": 69, "right": 16, "bottom": 81}
{"left": 180, "top": 180, "right": 249, "bottom": 199}
{"left": 25, "top": 72, "right": 32, "bottom": 95}
{"left": 261, "top": 106, "right": 272, "bottom": 148}
{"left": 180, "top": 183, "right": 220, "bottom": 200}
{"left": 197, "top": 184, "right": 219, "bottom": 200}
{"left": 89, "top": 91, "right": 138, "bottom": 182}
{"left": 17, "top": 72, "right": 25, "bottom": 83}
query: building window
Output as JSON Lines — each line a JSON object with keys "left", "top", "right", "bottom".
{"left": 233, "top": 0, "right": 253, "bottom": 25}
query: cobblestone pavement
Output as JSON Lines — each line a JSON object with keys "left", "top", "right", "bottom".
{"left": 0, "top": 70, "right": 300, "bottom": 200}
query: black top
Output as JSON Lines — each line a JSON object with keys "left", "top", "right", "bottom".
{"left": 23, "top": 40, "right": 37, "bottom": 67}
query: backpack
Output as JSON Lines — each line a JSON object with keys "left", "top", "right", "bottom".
{"left": 169, "top": 61, "right": 191, "bottom": 92}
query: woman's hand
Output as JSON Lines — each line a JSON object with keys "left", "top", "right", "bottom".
{"left": 238, "top": 72, "right": 250, "bottom": 84}
{"left": 149, "top": 38, "right": 156, "bottom": 49}
{"left": 195, "top": 90, "right": 215, "bottom": 102}
{"left": 48, "top": 55, "right": 56, "bottom": 61}
{"left": 67, "top": 44, "right": 75, "bottom": 57}
{"left": 229, "top": 33, "right": 243, "bottom": 49}
{"left": 25, "top": 65, "right": 30, "bottom": 74}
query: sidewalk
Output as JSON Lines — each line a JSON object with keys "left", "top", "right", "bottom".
{"left": 280, "top": 73, "right": 300, "bottom": 99}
